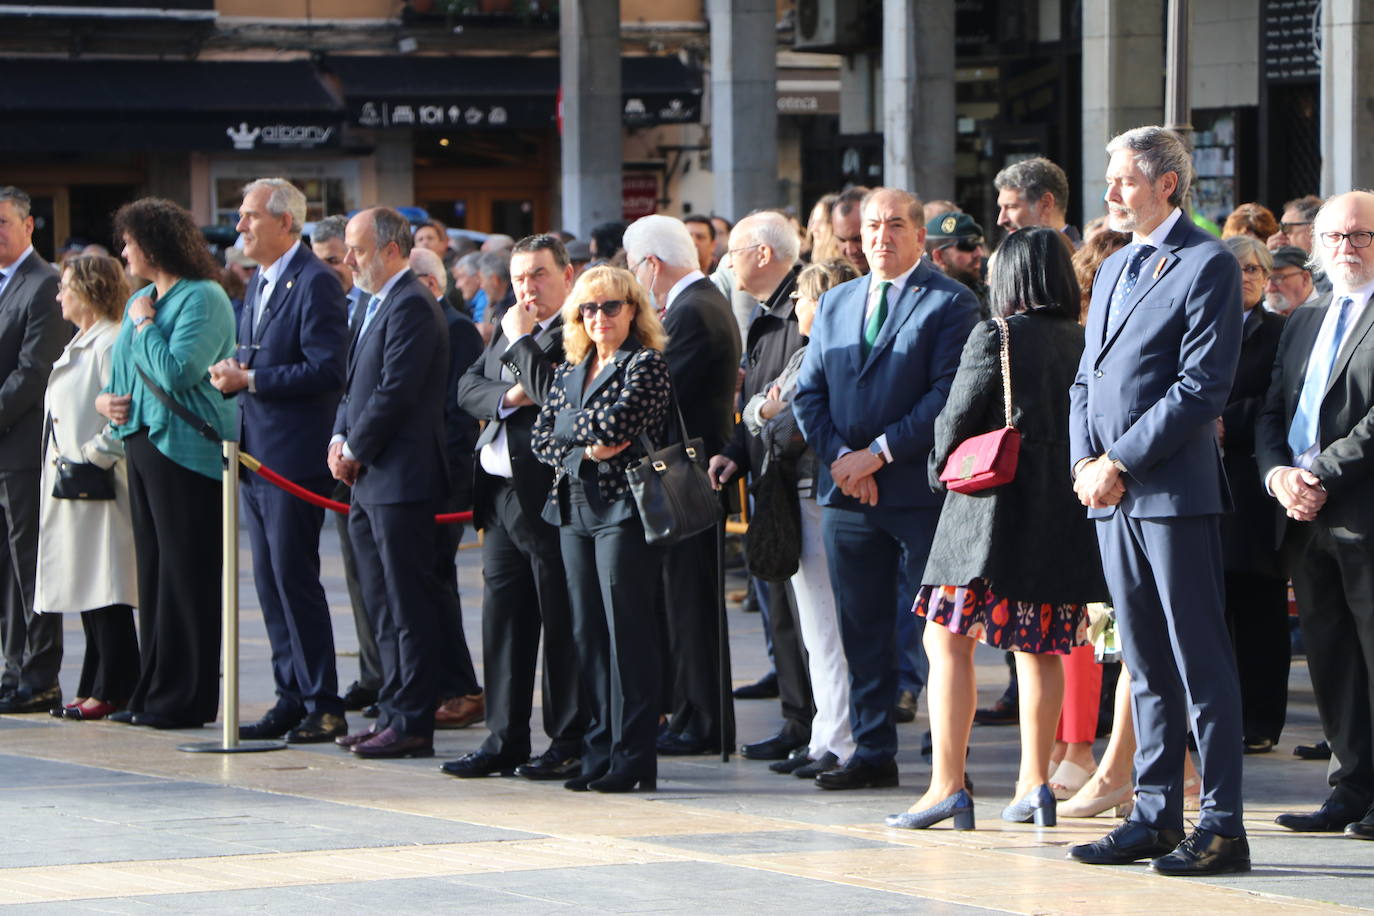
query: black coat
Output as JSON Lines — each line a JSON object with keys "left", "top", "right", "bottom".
{"left": 1220, "top": 306, "right": 1285, "bottom": 575}
{"left": 661, "top": 277, "right": 742, "bottom": 457}
{"left": 722, "top": 269, "right": 801, "bottom": 474}
{"left": 922, "top": 312, "right": 1109, "bottom": 605}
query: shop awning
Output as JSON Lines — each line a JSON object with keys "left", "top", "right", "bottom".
{"left": 324, "top": 54, "right": 703, "bottom": 130}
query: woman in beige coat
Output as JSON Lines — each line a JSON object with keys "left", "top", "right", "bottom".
{"left": 36, "top": 254, "right": 139, "bottom": 720}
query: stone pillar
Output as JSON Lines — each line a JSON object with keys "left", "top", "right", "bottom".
{"left": 882, "top": 0, "right": 955, "bottom": 199}
{"left": 708, "top": 0, "right": 779, "bottom": 219}
{"left": 560, "top": 0, "right": 622, "bottom": 239}
{"left": 372, "top": 129, "right": 415, "bottom": 210}
{"left": 1080, "top": 0, "right": 1165, "bottom": 222}
{"left": 1321, "top": 0, "right": 1374, "bottom": 194}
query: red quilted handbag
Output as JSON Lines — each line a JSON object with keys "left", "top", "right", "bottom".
{"left": 939, "top": 316, "right": 1021, "bottom": 494}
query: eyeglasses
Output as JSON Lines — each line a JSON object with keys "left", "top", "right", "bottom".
{"left": 1239, "top": 264, "right": 1266, "bottom": 276}
{"left": 727, "top": 244, "right": 761, "bottom": 257}
{"left": 1319, "top": 230, "right": 1374, "bottom": 249}
{"left": 1281, "top": 221, "right": 1312, "bottom": 232}
{"left": 936, "top": 238, "right": 983, "bottom": 253}
{"left": 577, "top": 300, "right": 626, "bottom": 319}
{"left": 1267, "top": 268, "right": 1306, "bottom": 284}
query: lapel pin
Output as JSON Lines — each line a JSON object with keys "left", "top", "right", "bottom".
{"left": 285, "top": 280, "right": 293, "bottom": 290}
{"left": 1152, "top": 258, "right": 1166, "bottom": 280}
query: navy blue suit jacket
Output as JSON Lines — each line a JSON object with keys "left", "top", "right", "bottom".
{"left": 1069, "top": 214, "right": 1242, "bottom": 518}
{"left": 793, "top": 259, "right": 979, "bottom": 510}
{"left": 237, "top": 244, "right": 348, "bottom": 482}
{"left": 334, "top": 269, "right": 450, "bottom": 505}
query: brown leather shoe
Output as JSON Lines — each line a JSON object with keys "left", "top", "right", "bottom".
{"left": 335, "top": 726, "right": 382, "bottom": 749}
{"left": 352, "top": 726, "right": 434, "bottom": 759}
{"left": 435, "top": 693, "right": 485, "bottom": 730}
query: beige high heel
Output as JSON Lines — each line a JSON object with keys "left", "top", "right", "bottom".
{"left": 1058, "top": 780, "right": 1134, "bottom": 818}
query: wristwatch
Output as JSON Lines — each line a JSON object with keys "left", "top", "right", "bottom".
{"left": 131, "top": 315, "right": 151, "bottom": 328}
{"left": 868, "top": 440, "right": 888, "bottom": 464}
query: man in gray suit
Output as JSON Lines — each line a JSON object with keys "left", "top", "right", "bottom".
{"left": 0, "top": 186, "right": 71, "bottom": 713}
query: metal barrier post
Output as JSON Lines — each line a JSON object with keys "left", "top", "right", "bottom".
{"left": 179, "top": 440, "right": 285, "bottom": 754}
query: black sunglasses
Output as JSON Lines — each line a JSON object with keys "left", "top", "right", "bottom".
{"left": 577, "top": 299, "right": 626, "bottom": 319}
{"left": 937, "top": 238, "right": 983, "bottom": 253}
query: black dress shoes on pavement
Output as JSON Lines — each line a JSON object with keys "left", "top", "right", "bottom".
{"left": 732, "top": 672, "right": 779, "bottom": 700}
{"left": 440, "top": 749, "right": 523, "bottom": 777}
{"left": 1276, "top": 798, "right": 1367, "bottom": 832}
{"left": 0, "top": 685, "right": 61, "bottom": 714}
{"left": 741, "top": 732, "right": 808, "bottom": 761}
{"left": 1068, "top": 820, "right": 1185, "bottom": 865}
{"left": 1293, "top": 740, "right": 1332, "bottom": 760}
{"left": 515, "top": 748, "right": 583, "bottom": 780}
{"left": 657, "top": 732, "right": 718, "bottom": 756}
{"left": 340, "top": 682, "right": 378, "bottom": 711}
{"left": 336, "top": 726, "right": 381, "bottom": 749}
{"left": 286, "top": 712, "right": 347, "bottom": 744}
{"left": 1150, "top": 828, "right": 1251, "bottom": 876}
{"left": 815, "top": 758, "right": 898, "bottom": 790}
{"left": 131, "top": 712, "right": 203, "bottom": 730}
{"left": 108, "top": 709, "right": 138, "bottom": 724}
{"left": 350, "top": 726, "right": 433, "bottom": 759}
{"left": 791, "top": 752, "right": 840, "bottom": 779}
{"left": 239, "top": 706, "right": 304, "bottom": 740}
{"left": 1344, "top": 810, "right": 1374, "bottom": 839}
{"left": 769, "top": 749, "right": 815, "bottom": 774}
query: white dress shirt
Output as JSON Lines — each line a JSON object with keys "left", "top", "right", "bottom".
{"left": 0, "top": 246, "right": 35, "bottom": 301}
{"left": 254, "top": 239, "right": 300, "bottom": 333}
{"left": 478, "top": 314, "right": 559, "bottom": 479}
{"left": 661, "top": 269, "right": 706, "bottom": 315}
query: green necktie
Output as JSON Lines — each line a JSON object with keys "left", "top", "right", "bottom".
{"left": 863, "top": 280, "right": 891, "bottom": 359}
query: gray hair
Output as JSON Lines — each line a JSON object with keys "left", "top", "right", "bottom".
{"left": 312, "top": 214, "right": 348, "bottom": 245}
{"left": 994, "top": 157, "right": 1070, "bottom": 212}
{"left": 455, "top": 251, "right": 482, "bottom": 275}
{"left": 242, "top": 178, "right": 307, "bottom": 236}
{"left": 409, "top": 247, "right": 448, "bottom": 294}
{"left": 1306, "top": 190, "right": 1374, "bottom": 274}
{"left": 1224, "top": 235, "right": 1273, "bottom": 272}
{"left": 478, "top": 250, "right": 510, "bottom": 285}
{"left": 1106, "top": 127, "right": 1193, "bottom": 208}
{"left": 735, "top": 211, "right": 800, "bottom": 267}
{"left": 0, "top": 186, "right": 31, "bottom": 219}
{"left": 622, "top": 214, "right": 699, "bottom": 270}
{"left": 371, "top": 207, "right": 413, "bottom": 257}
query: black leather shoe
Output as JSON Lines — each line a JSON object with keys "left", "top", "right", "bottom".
{"left": 0, "top": 685, "right": 61, "bottom": 714}
{"left": 792, "top": 752, "right": 840, "bottom": 779}
{"left": 588, "top": 771, "right": 656, "bottom": 792}
{"left": 1068, "top": 820, "right": 1185, "bottom": 865}
{"left": 515, "top": 748, "right": 583, "bottom": 780}
{"left": 239, "top": 706, "right": 304, "bottom": 740}
{"left": 286, "top": 712, "right": 347, "bottom": 744}
{"left": 132, "top": 712, "right": 203, "bottom": 730}
{"left": 741, "top": 732, "right": 808, "bottom": 761}
{"left": 732, "top": 672, "right": 779, "bottom": 700}
{"left": 1276, "top": 799, "right": 1367, "bottom": 832}
{"left": 1293, "top": 740, "right": 1332, "bottom": 760}
{"left": 108, "top": 709, "right": 138, "bottom": 724}
{"left": 973, "top": 692, "right": 1018, "bottom": 726}
{"left": 564, "top": 768, "right": 609, "bottom": 792}
{"left": 1243, "top": 736, "right": 1275, "bottom": 754}
{"left": 1151, "top": 828, "right": 1251, "bottom": 876}
{"left": 351, "top": 727, "right": 433, "bottom": 759}
{"left": 894, "top": 704, "right": 916, "bottom": 724}
{"left": 657, "top": 732, "right": 718, "bottom": 756}
{"left": 440, "top": 749, "right": 523, "bottom": 778}
{"left": 1344, "top": 811, "right": 1374, "bottom": 840}
{"left": 815, "top": 758, "right": 899, "bottom": 790}
{"left": 341, "top": 682, "right": 378, "bottom": 711}
{"left": 770, "top": 750, "right": 815, "bottom": 774}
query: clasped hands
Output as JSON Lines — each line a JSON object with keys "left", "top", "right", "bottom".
{"left": 209, "top": 357, "right": 250, "bottom": 394}
{"left": 328, "top": 440, "right": 360, "bottom": 487}
{"left": 1073, "top": 455, "right": 1127, "bottom": 509}
{"left": 831, "top": 448, "right": 882, "bottom": 507}
{"left": 1271, "top": 466, "right": 1326, "bottom": 521}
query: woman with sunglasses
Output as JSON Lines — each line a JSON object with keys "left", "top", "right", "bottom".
{"left": 531, "top": 266, "right": 672, "bottom": 793}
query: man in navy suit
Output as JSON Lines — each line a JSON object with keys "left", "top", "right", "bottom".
{"left": 329, "top": 207, "right": 450, "bottom": 759}
{"left": 210, "top": 179, "right": 349, "bottom": 743}
{"left": 793, "top": 188, "right": 978, "bottom": 790}
{"left": 1066, "top": 126, "right": 1248, "bottom": 875}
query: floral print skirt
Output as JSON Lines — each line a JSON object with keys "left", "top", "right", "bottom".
{"left": 913, "top": 578, "right": 1089, "bottom": 656}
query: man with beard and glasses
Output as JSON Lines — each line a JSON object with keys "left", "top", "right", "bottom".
{"left": 925, "top": 212, "right": 988, "bottom": 317}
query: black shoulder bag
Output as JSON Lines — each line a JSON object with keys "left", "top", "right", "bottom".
{"left": 45, "top": 413, "right": 116, "bottom": 501}
{"left": 626, "top": 396, "right": 722, "bottom": 546}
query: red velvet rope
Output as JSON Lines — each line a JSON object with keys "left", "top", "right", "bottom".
{"left": 240, "top": 454, "right": 471, "bottom": 525}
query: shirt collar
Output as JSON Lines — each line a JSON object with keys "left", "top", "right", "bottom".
{"left": 664, "top": 269, "right": 706, "bottom": 312}
{"left": 1134, "top": 207, "right": 1184, "bottom": 249}
{"left": 260, "top": 240, "right": 301, "bottom": 286}
{"left": 1332, "top": 275, "right": 1374, "bottom": 312}
{"left": 370, "top": 267, "right": 410, "bottom": 305}
{"left": 0, "top": 246, "right": 35, "bottom": 279}
{"left": 868, "top": 260, "right": 920, "bottom": 298}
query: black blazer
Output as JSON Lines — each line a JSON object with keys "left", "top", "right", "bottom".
{"left": 455, "top": 319, "right": 565, "bottom": 528}
{"left": 0, "top": 252, "right": 68, "bottom": 470}
{"left": 721, "top": 269, "right": 801, "bottom": 474}
{"left": 236, "top": 243, "right": 348, "bottom": 482}
{"left": 1220, "top": 306, "right": 1285, "bottom": 575}
{"left": 531, "top": 341, "right": 672, "bottom": 525}
{"left": 1257, "top": 292, "right": 1374, "bottom": 543}
{"left": 440, "top": 302, "right": 483, "bottom": 510}
{"left": 922, "top": 313, "right": 1108, "bottom": 605}
{"left": 662, "top": 277, "right": 741, "bottom": 457}
{"left": 333, "top": 269, "right": 449, "bottom": 505}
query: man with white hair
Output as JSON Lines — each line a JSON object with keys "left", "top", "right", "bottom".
{"left": 210, "top": 178, "right": 350, "bottom": 742}
{"left": 1259, "top": 190, "right": 1374, "bottom": 841}
{"left": 624, "top": 213, "right": 742, "bottom": 755}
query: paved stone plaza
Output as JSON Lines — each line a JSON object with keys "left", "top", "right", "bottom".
{"left": 0, "top": 522, "right": 1369, "bottom": 913}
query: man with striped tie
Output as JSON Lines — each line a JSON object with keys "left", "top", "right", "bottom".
{"left": 1068, "top": 127, "right": 1246, "bottom": 875}
{"left": 1259, "top": 190, "right": 1374, "bottom": 842}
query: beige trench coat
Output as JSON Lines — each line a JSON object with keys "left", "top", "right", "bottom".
{"left": 35, "top": 318, "right": 138, "bottom": 613}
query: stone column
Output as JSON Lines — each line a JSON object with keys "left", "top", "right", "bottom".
{"left": 1080, "top": 0, "right": 1165, "bottom": 222}
{"left": 882, "top": 0, "right": 955, "bottom": 199}
{"left": 560, "top": 0, "right": 622, "bottom": 239}
{"left": 1321, "top": 0, "right": 1374, "bottom": 193}
{"left": 708, "top": 0, "right": 779, "bottom": 219}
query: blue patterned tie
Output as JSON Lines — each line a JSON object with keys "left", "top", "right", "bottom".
{"left": 358, "top": 295, "right": 382, "bottom": 337}
{"left": 1288, "top": 296, "right": 1354, "bottom": 458}
{"left": 1106, "top": 244, "right": 1156, "bottom": 335}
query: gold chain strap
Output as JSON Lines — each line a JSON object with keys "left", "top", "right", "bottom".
{"left": 993, "top": 316, "right": 1014, "bottom": 428}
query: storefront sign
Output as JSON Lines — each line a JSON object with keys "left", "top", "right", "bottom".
{"left": 351, "top": 94, "right": 699, "bottom": 131}
{"left": 622, "top": 174, "right": 658, "bottom": 220}
{"left": 1264, "top": 0, "right": 1321, "bottom": 82}
{"left": 225, "top": 122, "right": 338, "bottom": 151}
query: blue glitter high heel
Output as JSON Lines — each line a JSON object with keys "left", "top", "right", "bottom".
{"left": 884, "top": 789, "right": 975, "bottom": 830}
{"left": 1001, "top": 783, "right": 1057, "bottom": 826}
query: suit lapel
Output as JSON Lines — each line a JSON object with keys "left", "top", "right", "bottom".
{"left": 247, "top": 251, "right": 304, "bottom": 360}
{"left": 859, "top": 268, "right": 927, "bottom": 377}
{"left": 1097, "top": 246, "right": 1181, "bottom": 361}
{"left": 568, "top": 356, "right": 593, "bottom": 408}
{"left": 1325, "top": 297, "right": 1374, "bottom": 398}
{"left": 0, "top": 257, "right": 33, "bottom": 314}
{"left": 581, "top": 344, "right": 635, "bottom": 406}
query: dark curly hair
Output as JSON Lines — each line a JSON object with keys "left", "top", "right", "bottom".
{"left": 113, "top": 198, "right": 219, "bottom": 282}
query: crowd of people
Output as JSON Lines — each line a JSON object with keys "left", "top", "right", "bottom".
{"left": 2, "top": 119, "right": 1373, "bottom": 878}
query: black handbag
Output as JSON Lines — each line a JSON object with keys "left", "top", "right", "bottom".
{"left": 626, "top": 399, "right": 722, "bottom": 546}
{"left": 745, "top": 460, "right": 801, "bottom": 581}
{"left": 44, "top": 415, "right": 115, "bottom": 501}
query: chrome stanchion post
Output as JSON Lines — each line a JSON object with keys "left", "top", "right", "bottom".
{"left": 179, "top": 439, "right": 285, "bottom": 754}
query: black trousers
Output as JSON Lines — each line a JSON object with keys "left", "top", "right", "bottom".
{"left": 661, "top": 522, "right": 734, "bottom": 749}
{"left": 334, "top": 482, "right": 382, "bottom": 693}
{"left": 0, "top": 467, "right": 61, "bottom": 693}
{"left": 77, "top": 605, "right": 139, "bottom": 703}
{"left": 434, "top": 506, "right": 480, "bottom": 699}
{"left": 1288, "top": 523, "right": 1374, "bottom": 810}
{"left": 125, "top": 432, "right": 222, "bottom": 724}
{"left": 561, "top": 481, "right": 661, "bottom": 780}
{"left": 769, "top": 581, "right": 814, "bottom": 741}
{"left": 1223, "top": 571, "right": 1291, "bottom": 743}
{"left": 478, "top": 479, "right": 583, "bottom": 758}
